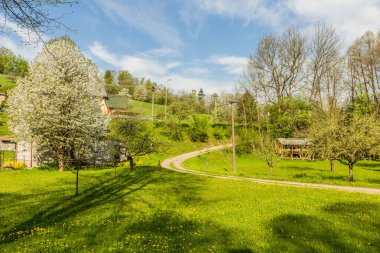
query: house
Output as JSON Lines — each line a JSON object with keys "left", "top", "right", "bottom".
{"left": 276, "top": 138, "right": 310, "bottom": 159}
{"left": 100, "top": 94, "right": 131, "bottom": 115}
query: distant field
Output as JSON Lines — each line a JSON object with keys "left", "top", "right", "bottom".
{"left": 183, "top": 149, "right": 380, "bottom": 188}
{"left": 0, "top": 74, "right": 16, "bottom": 92}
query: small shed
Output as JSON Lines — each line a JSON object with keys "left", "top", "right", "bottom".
{"left": 0, "top": 136, "right": 16, "bottom": 151}
{"left": 101, "top": 94, "right": 131, "bottom": 115}
{"left": 276, "top": 138, "right": 310, "bottom": 158}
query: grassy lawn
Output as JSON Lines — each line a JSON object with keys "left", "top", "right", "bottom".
{"left": 183, "top": 149, "right": 380, "bottom": 188}
{"left": 0, "top": 112, "right": 11, "bottom": 136}
{"left": 130, "top": 100, "right": 164, "bottom": 118}
{"left": 0, "top": 74, "right": 16, "bottom": 92}
{"left": 1, "top": 166, "right": 379, "bottom": 252}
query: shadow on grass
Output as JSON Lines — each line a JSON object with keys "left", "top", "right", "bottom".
{"left": 76, "top": 210, "right": 242, "bottom": 252}
{"left": 0, "top": 167, "right": 252, "bottom": 252}
{"left": 267, "top": 201, "right": 380, "bottom": 252}
{"left": 0, "top": 168, "right": 156, "bottom": 245}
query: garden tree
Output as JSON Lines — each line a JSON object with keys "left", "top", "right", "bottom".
{"left": 104, "top": 83, "right": 121, "bottom": 95}
{"left": 133, "top": 85, "right": 148, "bottom": 101}
{"left": 253, "top": 131, "right": 279, "bottom": 176}
{"left": 169, "top": 99, "right": 195, "bottom": 123}
{"left": 308, "top": 24, "right": 342, "bottom": 108}
{"left": 188, "top": 115, "right": 209, "bottom": 142}
{"left": 108, "top": 117, "right": 163, "bottom": 170}
{"left": 117, "top": 70, "right": 132, "bottom": 86}
{"left": 237, "top": 90, "right": 258, "bottom": 127}
{"left": 0, "top": 0, "right": 77, "bottom": 43}
{"left": 195, "top": 88, "right": 207, "bottom": 113}
{"left": 246, "top": 27, "right": 307, "bottom": 102}
{"left": 334, "top": 114, "right": 380, "bottom": 181}
{"left": 0, "top": 47, "right": 28, "bottom": 76}
{"left": 346, "top": 31, "right": 380, "bottom": 116}
{"left": 308, "top": 109, "right": 343, "bottom": 172}
{"left": 8, "top": 36, "right": 107, "bottom": 172}
{"left": 103, "top": 70, "right": 115, "bottom": 85}
{"left": 267, "top": 97, "right": 312, "bottom": 138}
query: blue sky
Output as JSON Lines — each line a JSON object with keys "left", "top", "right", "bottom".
{"left": 1, "top": 0, "right": 380, "bottom": 93}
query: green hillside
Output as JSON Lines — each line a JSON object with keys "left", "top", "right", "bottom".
{"left": 0, "top": 74, "right": 17, "bottom": 92}
{"left": 130, "top": 99, "right": 164, "bottom": 117}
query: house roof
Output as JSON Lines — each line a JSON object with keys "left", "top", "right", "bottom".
{"left": 105, "top": 95, "right": 130, "bottom": 109}
{"left": 276, "top": 138, "right": 310, "bottom": 146}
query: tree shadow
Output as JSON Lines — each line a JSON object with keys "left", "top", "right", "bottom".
{"left": 0, "top": 169, "right": 156, "bottom": 245}
{"left": 267, "top": 201, "right": 380, "bottom": 252}
{"left": 267, "top": 214, "right": 352, "bottom": 252}
{"left": 59, "top": 208, "right": 254, "bottom": 252}
{"left": 1, "top": 167, "right": 256, "bottom": 252}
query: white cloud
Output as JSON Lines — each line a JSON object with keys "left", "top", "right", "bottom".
{"left": 89, "top": 41, "right": 235, "bottom": 93}
{"left": 285, "top": 0, "right": 380, "bottom": 44}
{"left": 186, "top": 0, "right": 286, "bottom": 28}
{"left": 89, "top": 41, "right": 167, "bottom": 77}
{"left": 95, "top": 0, "right": 182, "bottom": 48}
{"left": 187, "top": 0, "right": 380, "bottom": 46}
{"left": 165, "top": 61, "right": 183, "bottom": 69}
{"left": 0, "top": 36, "right": 40, "bottom": 61}
{"left": 182, "top": 67, "right": 210, "bottom": 76}
{"left": 89, "top": 41, "right": 119, "bottom": 65}
{"left": 209, "top": 55, "right": 247, "bottom": 75}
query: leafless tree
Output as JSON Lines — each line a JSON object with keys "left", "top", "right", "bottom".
{"left": 346, "top": 31, "right": 380, "bottom": 116}
{"left": 308, "top": 23, "right": 342, "bottom": 109}
{"left": 245, "top": 27, "right": 307, "bottom": 102}
{"left": 0, "top": 0, "right": 77, "bottom": 43}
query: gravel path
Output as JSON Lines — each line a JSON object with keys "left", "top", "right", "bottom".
{"left": 161, "top": 144, "right": 380, "bottom": 195}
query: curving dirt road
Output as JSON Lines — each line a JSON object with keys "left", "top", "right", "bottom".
{"left": 161, "top": 144, "right": 380, "bottom": 195}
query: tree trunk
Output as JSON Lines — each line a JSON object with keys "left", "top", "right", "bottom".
{"left": 269, "top": 165, "right": 273, "bottom": 176}
{"left": 128, "top": 156, "right": 134, "bottom": 170}
{"left": 348, "top": 163, "right": 354, "bottom": 182}
{"left": 329, "top": 159, "right": 334, "bottom": 173}
{"left": 59, "top": 157, "right": 64, "bottom": 172}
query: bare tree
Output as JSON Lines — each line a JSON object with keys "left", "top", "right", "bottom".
{"left": 0, "top": 0, "right": 77, "bottom": 43}
{"left": 308, "top": 24, "right": 342, "bottom": 109}
{"left": 246, "top": 27, "right": 307, "bottom": 102}
{"left": 346, "top": 31, "right": 380, "bottom": 116}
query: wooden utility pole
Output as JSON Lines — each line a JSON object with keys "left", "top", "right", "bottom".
{"left": 164, "top": 79, "right": 171, "bottom": 121}
{"left": 151, "top": 86, "right": 156, "bottom": 122}
{"left": 229, "top": 101, "right": 239, "bottom": 175}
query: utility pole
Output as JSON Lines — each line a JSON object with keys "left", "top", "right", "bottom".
{"left": 151, "top": 86, "right": 156, "bottom": 123}
{"left": 164, "top": 78, "right": 171, "bottom": 121}
{"left": 229, "top": 100, "right": 239, "bottom": 175}
{"left": 212, "top": 93, "right": 218, "bottom": 117}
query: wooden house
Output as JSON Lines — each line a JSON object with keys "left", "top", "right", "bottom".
{"left": 276, "top": 138, "right": 310, "bottom": 159}
{"left": 100, "top": 94, "right": 131, "bottom": 115}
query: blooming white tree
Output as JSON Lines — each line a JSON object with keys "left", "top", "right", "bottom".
{"left": 8, "top": 36, "right": 107, "bottom": 172}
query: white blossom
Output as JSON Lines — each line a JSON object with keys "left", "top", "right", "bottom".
{"left": 8, "top": 37, "right": 107, "bottom": 170}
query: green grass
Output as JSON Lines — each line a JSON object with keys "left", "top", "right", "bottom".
{"left": 130, "top": 100, "right": 164, "bottom": 117}
{"left": 0, "top": 166, "right": 379, "bottom": 252}
{"left": 0, "top": 74, "right": 17, "bottom": 92}
{"left": 0, "top": 113, "right": 11, "bottom": 136}
{"left": 183, "top": 149, "right": 380, "bottom": 188}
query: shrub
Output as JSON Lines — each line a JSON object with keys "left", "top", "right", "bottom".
{"left": 213, "top": 126, "right": 225, "bottom": 139}
{"left": 188, "top": 115, "right": 209, "bottom": 142}
{"left": 236, "top": 129, "right": 257, "bottom": 155}
{"left": 3, "top": 161, "right": 27, "bottom": 170}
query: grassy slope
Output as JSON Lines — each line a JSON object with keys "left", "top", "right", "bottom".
{"left": 0, "top": 74, "right": 16, "bottom": 92}
{"left": 183, "top": 149, "right": 380, "bottom": 188}
{"left": 130, "top": 99, "right": 164, "bottom": 117}
{"left": 0, "top": 74, "right": 16, "bottom": 136}
{"left": 0, "top": 167, "right": 379, "bottom": 252}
